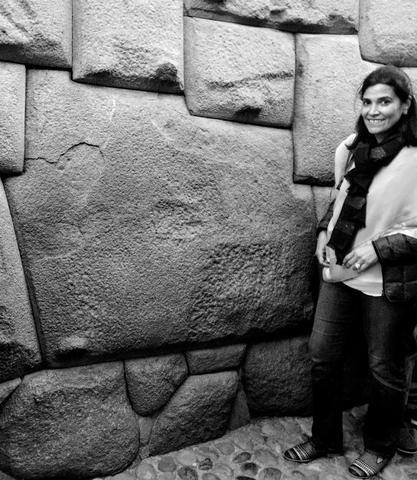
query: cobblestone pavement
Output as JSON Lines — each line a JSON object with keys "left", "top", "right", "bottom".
{"left": 99, "top": 406, "right": 417, "bottom": 480}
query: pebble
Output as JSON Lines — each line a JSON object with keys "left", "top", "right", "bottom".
{"left": 158, "top": 456, "right": 176, "bottom": 472}
{"left": 211, "top": 463, "right": 234, "bottom": 480}
{"left": 258, "top": 468, "right": 282, "bottom": 480}
{"left": 135, "top": 463, "right": 156, "bottom": 480}
{"left": 215, "top": 441, "right": 235, "bottom": 455}
{"left": 233, "top": 452, "right": 252, "bottom": 464}
{"left": 177, "top": 466, "right": 198, "bottom": 480}
{"left": 253, "top": 448, "right": 279, "bottom": 466}
{"left": 240, "top": 462, "right": 259, "bottom": 476}
{"left": 197, "top": 457, "right": 213, "bottom": 471}
{"left": 177, "top": 450, "right": 197, "bottom": 466}
{"left": 201, "top": 474, "right": 221, "bottom": 480}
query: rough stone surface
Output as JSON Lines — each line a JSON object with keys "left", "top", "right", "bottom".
{"left": 312, "top": 187, "right": 333, "bottom": 224}
{"left": 0, "top": 62, "right": 25, "bottom": 173}
{"left": 73, "top": 0, "right": 183, "bottom": 92}
{"left": 293, "top": 35, "right": 376, "bottom": 185}
{"left": 148, "top": 372, "right": 238, "bottom": 455}
{"left": 5, "top": 70, "right": 315, "bottom": 367}
{"left": 0, "top": 180, "right": 41, "bottom": 383}
{"left": 184, "top": 17, "right": 295, "bottom": 127}
{"left": 228, "top": 383, "right": 251, "bottom": 431}
{"left": 359, "top": 0, "right": 417, "bottom": 67}
{"left": 0, "top": 0, "right": 72, "bottom": 67}
{"left": 184, "top": 0, "right": 358, "bottom": 33}
{"left": 0, "top": 363, "right": 139, "bottom": 480}
{"left": 0, "top": 378, "right": 21, "bottom": 406}
{"left": 125, "top": 354, "right": 188, "bottom": 416}
{"left": 244, "top": 336, "right": 369, "bottom": 416}
{"left": 186, "top": 344, "right": 246, "bottom": 374}
{"left": 244, "top": 337, "right": 313, "bottom": 415}
{"left": 137, "top": 416, "right": 155, "bottom": 447}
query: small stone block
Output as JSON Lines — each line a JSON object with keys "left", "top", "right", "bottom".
{"left": 0, "top": 62, "right": 25, "bottom": 173}
{"left": 186, "top": 344, "right": 246, "bottom": 374}
{"left": 0, "top": 0, "right": 72, "bottom": 67}
{"left": 359, "top": 0, "right": 417, "bottom": 67}
{"left": 184, "top": 17, "right": 295, "bottom": 127}
{"left": 73, "top": 0, "right": 184, "bottom": 92}
{"left": 293, "top": 34, "right": 376, "bottom": 185}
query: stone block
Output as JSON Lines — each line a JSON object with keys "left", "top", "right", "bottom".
{"left": 149, "top": 371, "right": 238, "bottom": 455}
{"left": 0, "top": 62, "right": 25, "bottom": 174}
{"left": 228, "top": 383, "right": 250, "bottom": 430}
{"left": 184, "top": 17, "right": 294, "bottom": 127}
{"left": 0, "top": 378, "right": 21, "bottom": 406}
{"left": 186, "top": 344, "right": 246, "bottom": 374}
{"left": 359, "top": 0, "right": 417, "bottom": 67}
{"left": 184, "top": 0, "right": 358, "bottom": 33}
{"left": 244, "top": 336, "right": 369, "bottom": 416}
{"left": 5, "top": 70, "right": 315, "bottom": 366}
{"left": 0, "top": 363, "right": 139, "bottom": 480}
{"left": 0, "top": 0, "right": 72, "bottom": 67}
{"left": 0, "top": 180, "right": 41, "bottom": 382}
{"left": 312, "top": 186, "right": 333, "bottom": 224}
{"left": 244, "top": 337, "right": 313, "bottom": 415}
{"left": 293, "top": 35, "right": 376, "bottom": 185}
{"left": 73, "top": 0, "right": 183, "bottom": 92}
{"left": 125, "top": 354, "right": 188, "bottom": 416}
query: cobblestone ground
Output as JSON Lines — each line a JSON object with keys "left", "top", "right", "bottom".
{"left": 96, "top": 405, "right": 417, "bottom": 480}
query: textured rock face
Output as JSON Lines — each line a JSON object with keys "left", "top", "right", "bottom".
{"left": 0, "top": 378, "right": 21, "bottom": 405}
{"left": 0, "top": 62, "right": 25, "bottom": 174}
{"left": 125, "top": 354, "right": 188, "bottom": 416}
{"left": 149, "top": 371, "right": 238, "bottom": 455}
{"left": 244, "top": 337, "right": 313, "bottom": 415}
{"left": 73, "top": 0, "right": 184, "bottom": 92}
{"left": 359, "top": 0, "right": 417, "bottom": 67}
{"left": 5, "top": 70, "right": 315, "bottom": 367}
{"left": 0, "top": 181, "right": 41, "bottom": 382}
{"left": 293, "top": 35, "right": 375, "bottom": 185}
{"left": 186, "top": 344, "right": 246, "bottom": 374}
{"left": 184, "top": 0, "right": 358, "bottom": 33}
{"left": 0, "top": 363, "right": 139, "bottom": 480}
{"left": 0, "top": 0, "right": 72, "bottom": 67}
{"left": 228, "top": 383, "right": 251, "bottom": 430}
{"left": 185, "top": 17, "right": 295, "bottom": 127}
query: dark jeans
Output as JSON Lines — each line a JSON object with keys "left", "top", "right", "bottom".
{"left": 309, "top": 281, "right": 416, "bottom": 456}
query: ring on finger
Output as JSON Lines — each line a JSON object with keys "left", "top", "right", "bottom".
{"left": 354, "top": 262, "right": 361, "bottom": 271}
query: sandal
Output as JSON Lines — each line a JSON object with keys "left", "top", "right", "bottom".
{"left": 348, "top": 451, "right": 392, "bottom": 478}
{"left": 283, "top": 439, "right": 336, "bottom": 463}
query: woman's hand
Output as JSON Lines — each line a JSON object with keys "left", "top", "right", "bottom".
{"left": 315, "top": 230, "right": 330, "bottom": 266}
{"left": 342, "top": 242, "right": 378, "bottom": 272}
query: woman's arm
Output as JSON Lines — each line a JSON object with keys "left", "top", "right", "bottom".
{"left": 373, "top": 234, "right": 417, "bottom": 265}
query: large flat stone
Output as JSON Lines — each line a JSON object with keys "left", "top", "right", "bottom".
{"left": 186, "top": 344, "right": 246, "bottom": 374}
{"left": 148, "top": 371, "right": 238, "bottom": 455}
{"left": 184, "top": 0, "right": 358, "bottom": 33}
{"left": 359, "top": 0, "right": 417, "bottom": 67}
{"left": 0, "top": 62, "right": 25, "bottom": 174}
{"left": 0, "top": 180, "right": 41, "bottom": 382}
{"left": 0, "top": 0, "right": 72, "bottom": 67}
{"left": 0, "top": 378, "right": 21, "bottom": 406}
{"left": 125, "top": 354, "right": 188, "bottom": 416}
{"left": 184, "top": 17, "right": 294, "bottom": 127}
{"left": 5, "top": 70, "right": 315, "bottom": 367}
{"left": 293, "top": 35, "right": 375, "bottom": 185}
{"left": 73, "top": 0, "right": 183, "bottom": 92}
{"left": 0, "top": 363, "right": 139, "bottom": 480}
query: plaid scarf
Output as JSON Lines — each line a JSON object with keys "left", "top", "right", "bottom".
{"left": 327, "top": 130, "right": 405, "bottom": 264}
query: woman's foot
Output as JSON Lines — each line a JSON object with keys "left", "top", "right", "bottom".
{"left": 283, "top": 439, "right": 340, "bottom": 463}
{"left": 348, "top": 450, "right": 392, "bottom": 478}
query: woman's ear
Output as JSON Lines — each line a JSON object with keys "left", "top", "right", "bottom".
{"left": 403, "top": 95, "right": 412, "bottom": 114}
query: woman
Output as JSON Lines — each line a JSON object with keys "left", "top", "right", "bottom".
{"left": 283, "top": 65, "right": 417, "bottom": 478}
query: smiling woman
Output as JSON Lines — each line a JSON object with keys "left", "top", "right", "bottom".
{"left": 284, "top": 65, "right": 417, "bottom": 479}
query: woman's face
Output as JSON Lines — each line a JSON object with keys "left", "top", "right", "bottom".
{"left": 361, "top": 83, "right": 409, "bottom": 142}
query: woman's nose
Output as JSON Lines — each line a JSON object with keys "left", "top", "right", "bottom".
{"left": 369, "top": 103, "right": 379, "bottom": 115}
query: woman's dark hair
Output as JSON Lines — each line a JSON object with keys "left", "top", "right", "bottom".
{"left": 350, "top": 65, "right": 417, "bottom": 148}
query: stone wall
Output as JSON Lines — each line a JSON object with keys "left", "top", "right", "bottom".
{"left": 0, "top": 1, "right": 414, "bottom": 479}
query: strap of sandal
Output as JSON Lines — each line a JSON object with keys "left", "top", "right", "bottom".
{"left": 285, "top": 440, "right": 321, "bottom": 462}
{"left": 349, "top": 453, "right": 391, "bottom": 478}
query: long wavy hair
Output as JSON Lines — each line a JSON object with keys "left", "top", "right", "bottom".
{"left": 349, "top": 65, "right": 417, "bottom": 149}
